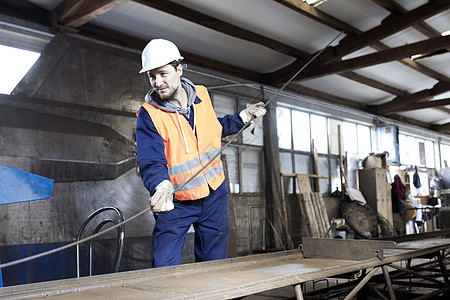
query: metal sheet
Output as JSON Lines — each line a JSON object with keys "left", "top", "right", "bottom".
{"left": 0, "top": 238, "right": 449, "bottom": 299}
{"left": 0, "top": 164, "right": 53, "bottom": 205}
{"left": 302, "top": 237, "right": 397, "bottom": 261}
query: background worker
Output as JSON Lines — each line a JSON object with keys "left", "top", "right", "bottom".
{"left": 135, "top": 39, "right": 266, "bottom": 267}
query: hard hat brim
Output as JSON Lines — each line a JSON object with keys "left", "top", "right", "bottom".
{"left": 139, "top": 56, "right": 184, "bottom": 74}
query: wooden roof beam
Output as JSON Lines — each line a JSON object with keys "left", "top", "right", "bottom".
{"left": 261, "top": 0, "right": 449, "bottom": 85}
{"left": 55, "top": 0, "right": 130, "bottom": 28}
{"left": 431, "top": 122, "right": 450, "bottom": 134}
{"left": 371, "top": 0, "right": 442, "bottom": 38}
{"left": 273, "top": 0, "right": 359, "bottom": 35}
{"left": 368, "top": 82, "right": 450, "bottom": 115}
{"left": 132, "top": 0, "right": 307, "bottom": 58}
{"left": 382, "top": 98, "right": 450, "bottom": 114}
{"left": 295, "top": 35, "right": 450, "bottom": 81}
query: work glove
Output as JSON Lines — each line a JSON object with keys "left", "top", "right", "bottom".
{"left": 239, "top": 102, "right": 266, "bottom": 124}
{"left": 150, "top": 180, "right": 174, "bottom": 212}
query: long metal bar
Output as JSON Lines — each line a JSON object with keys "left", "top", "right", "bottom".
{"left": 436, "top": 251, "right": 449, "bottom": 284}
{"left": 413, "top": 286, "right": 450, "bottom": 300}
{"left": 389, "top": 263, "right": 447, "bottom": 286}
{"left": 382, "top": 265, "right": 396, "bottom": 300}
{"left": 366, "top": 282, "right": 389, "bottom": 300}
{"left": 343, "top": 267, "right": 380, "bottom": 300}
{"left": 294, "top": 283, "right": 304, "bottom": 300}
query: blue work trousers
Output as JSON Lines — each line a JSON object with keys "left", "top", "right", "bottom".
{"left": 152, "top": 181, "right": 229, "bottom": 267}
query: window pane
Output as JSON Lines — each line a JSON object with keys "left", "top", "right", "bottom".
{"left": 215, "top": 93, "right": 238, "bottom": 144}
{"left": 292, "top": 110, "right": 310, "bottom": 151}
{"left": 280, "top": 152, "right": 293, "bottom": 193}
{"left": 0, "top": 45, "right": 41, "bottom": 95}
{"left": 441, "top": 144, "right": 450, "bottom": 167}
{"left": 408, "top": 136, "right": 420, "bottom": 165}
{"left": 425, "top": 141, "right": 434, "bottom": 168}
{"left": 357, "top": 125, "right": 372, "bottom": 157}
{"left": 418, "top": 140, "right": 426, "bottom": 166}
{"left": 318, "top": 156, "right": 329, "bottom": 193}
{"left": 329, "top": 119, "right": 343, "bottom": 155}
{"left": 243, "top": 102, "right": 264, "bottom": 146}
{"left": 294, "top": 154, "right": 310, "bottom": 174}
{"left": 343, "top": 122, "right": 357, "bottom": 154}
{"left": 399, "top": 134, "right": 408, "bottom": 164}
{"left": 330, "top": 158, "right": 341, "bottom": 193}
{"left": 222, "top": 146, "right": 239, "bottom": 193}
{"left": 212, "top": 93, "right": 236, "bottom": 117}
{"left": 277, "top": 107, "right": 292, "bottom": 149}
{"left": 310, "top": 115, "right": 328, "bottom": 153}
{"left": 242, "top": 148, "right": 262, "bottom": 193}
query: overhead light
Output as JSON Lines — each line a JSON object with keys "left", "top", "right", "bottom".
{"left": 303, "top": 0, "right": 328, "bottom": 7}
{"left": 442, "top": 30, "right": 450, "bottom": 36}
{"left": 0, "top": 45, "right": 40, "bottom": 95}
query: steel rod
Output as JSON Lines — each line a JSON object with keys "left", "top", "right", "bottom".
{"left": 389, "top": 263, "right": 446, "bottom": 286}
{"left": 294, "top": 283, "right": 304, "bottom": 300}
{"left": 382, "top": 265, "right": 397, "bottom": 300}
{"left": 343, "top": 267, "right": 380, "bottom": 300}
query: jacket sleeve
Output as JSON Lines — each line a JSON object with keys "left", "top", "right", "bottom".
{"left": 136, "top": 108, "right": 170, "bottom": 197}
{"left": 218, "top": 111, "right": 245, "bottom": 137}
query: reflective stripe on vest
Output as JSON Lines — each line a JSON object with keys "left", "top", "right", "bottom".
{"left": 138, "top": 85, "right": 225, "bottom": 200}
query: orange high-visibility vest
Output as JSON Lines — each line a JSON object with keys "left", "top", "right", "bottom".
{"left": 138, "top": 85, "right": 225, "bottom": 200}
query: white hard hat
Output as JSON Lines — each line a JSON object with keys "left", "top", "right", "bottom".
{"left": 139, "top": 39, "right": 184, "bottom": 73}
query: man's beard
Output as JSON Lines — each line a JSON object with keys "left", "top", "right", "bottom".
{"left": 153, "top": 85, "right": 177, "bottom": 105}
{"left": 157, "top": 84, "right": 180, "bottom": 101}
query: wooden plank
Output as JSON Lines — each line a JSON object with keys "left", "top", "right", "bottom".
{"left": 297, "top": 193, "right": 311, "bottom": 237}
{"left": 316, "top": 193, "right": 330, "bottom": 237}
{"left": 301, "top": 193, "right": 320, "bottom": 237}
{"left": 296, "top": 174, "right": 312, "bottom": 194}
{"left": 281, "top": 173, "right": 327, "bottom": 179}
{"left": 310, "top": 193, "right": 324, "bottom": 237}
{"left": 313, "top": 148, "right": 320, "bottom": 193}
{"left": 279, "top": 161, "right": 294, "bottom": 249}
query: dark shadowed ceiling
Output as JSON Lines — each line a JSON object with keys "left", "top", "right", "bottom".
{"left": 1, "top": 0, "right": 450, "bottom": 133}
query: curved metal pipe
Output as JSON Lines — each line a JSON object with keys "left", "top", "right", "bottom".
{"left": 76, "top": 206, "right": 125, "bottom": 278}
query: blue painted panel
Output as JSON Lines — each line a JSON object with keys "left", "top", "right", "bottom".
{"left": 0, "top": 256, "right": 2, "bottom": 287}
{"left": 0, "top": 165, "right": 53, "bottom": 205}
{"left": 0, "top": 243, "right": 77, "bottom": 286}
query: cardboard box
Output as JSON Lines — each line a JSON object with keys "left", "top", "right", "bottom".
{"left": 363, "top": 156, "right": 383, "bottom": 168}
{"left": 414, "top": 196, "right": 429, "bottom": 205}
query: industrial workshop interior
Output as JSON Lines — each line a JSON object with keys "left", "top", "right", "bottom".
{"left": 0, "top": 0, "right": 450, "bottom": 299}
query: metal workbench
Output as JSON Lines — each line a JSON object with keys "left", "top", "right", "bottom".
{"left": 1, "top": 233, "right": 449, "bottom": 299}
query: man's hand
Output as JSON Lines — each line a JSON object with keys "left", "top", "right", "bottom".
{"left": 150, "top": 180, "right": 174, "bottom": 212}
{"left": 240, "top": 102, "right": 266, "bottom": 124}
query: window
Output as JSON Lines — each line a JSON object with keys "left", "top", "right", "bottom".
{"left": 310, "top": 115, "right": 328, "bottom": 153}
{"left": 276, "top": 106, "right": 373, "bottom": 193}
{"left": 399, "top": 134, "right": 435, "bottom": 167}
{"left": 277, "top": 107, "right": 292, "bottom": 149}
{"left": 343, "top": 122, "right": 357, "bottom": 154}
{"left": 213, "top": 92, "right": 265, "bottom": 194}
{"left": 0, "top": 45, "right": 40, "bottom": 95}
{"left": 441, "top": 143, "right": 450, "bottom": 167}
{"left": 357, "top": 125, "right": 372, "bottom": 157}
{"left": 292, "top": 110, "right": 310, "bottom": 151}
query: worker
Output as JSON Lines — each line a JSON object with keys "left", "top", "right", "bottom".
{"left": 135, "top": 39, "right": 266, "bottom": 267}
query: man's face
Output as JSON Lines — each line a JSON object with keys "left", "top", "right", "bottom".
{"left": 147, "top": 64, "right": 183, "bottom": 101}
